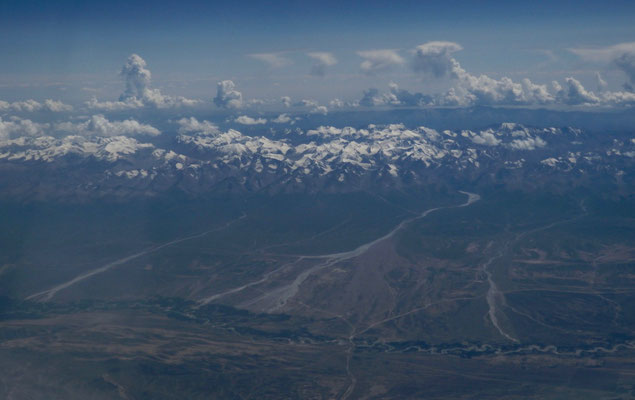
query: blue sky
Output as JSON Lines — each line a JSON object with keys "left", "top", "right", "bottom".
{"left": 1, "top": 0, "right": 634, "bottom": 106}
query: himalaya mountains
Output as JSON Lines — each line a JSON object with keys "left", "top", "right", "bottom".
{"left": 0, "top": 114, "right": 632, "bottom": 201}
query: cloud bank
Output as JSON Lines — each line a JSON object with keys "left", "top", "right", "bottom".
{"left": 357, "top": 41, "right": 635, "bottom": 108}
{"left": 57, "top": 115, "right": 160, "bottom": 137}
{"left": 0, "top": 99, "right": 73, "bottom": 113}
{"left": 0, "top": 115, "right": 159, "bottom": 142}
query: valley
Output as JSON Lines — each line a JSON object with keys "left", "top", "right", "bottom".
{"left": 1, "top": 187, "right": 634, "bottom": 399}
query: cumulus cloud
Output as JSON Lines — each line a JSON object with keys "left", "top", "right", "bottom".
{"left": 177, "top": 117, "right": 220, "bottom": 135}
{"left": 310, "top": 105, "right": 328, "bottom": 115}
{"left": 249, "top": 52, "right": 291, "bottom": 68}
{"left": 359, "top": 88, "right": 384, "bottom": 107}
{"left": 508, "top": 136, "right": 547, "bottom": 151}
{"left": 357, "top": 49, "right": 404, "bottom": 75}
{"left": 85, "top": 96, "right": 142, "bottom": 111}
{"left": 359, "top": 73, "right": 634, "bottom": 109}
{"left": 307, "top": 52, "right": 337, "bottom": 77}
{"left": 43, "top": 99, "right": 73, "bottom": 112}
{"left": 1, "top": 115, "right": 159, "bottom": 141}
{"left": 553, "top": 77, "right": 600, "bottom": 105}
{"left": 550, "top": 79, "right": 634, "bottom": 106}
{"left": 120, "top": 54, "right": 151, "bottom": 101}
{"left": 412, "top": 41, "right": 463, "bottom": 78}
{"left": 235, "top": 115, "right": 267, "bottom": 125}
{"left": 471, "top": 131, "right": 501, "bottom": 146}
{"left": 370, "top": 41, "right": 635, "bottom": 108}
{"left": 295, "top": 99, "right": 319, "bottom": 108}
{"left": 0, "top": 116, "right": 49, "bottom": 140}
{"left": 599, "top": 90, "right": 635, "bottom": 105}
{"left": 88, "top": 54, "right": 199, "bottom": 110}
{"left": 358, "top": 83, "right": 430, "bottom": 107}
{"left": 359, "top": 88, "right": 401, "bottom": 107}
{"left": 387, "top": 83, "right": 430, "bottom": 106}
{"left": 329, "top": 98, "right": 344, "bottom": 108}
{"left": 410, "top": 42, "right": 557, "bottom": 107}
{"left": 214, "top": 80, "right": 243, "bottom": 109}
{"left": 354, "top": 41, "right": 556, "bottom": 107}
{"left": 0, "top": 100, "right": 39, "bottom": 113}
{"left": 450, "top": 64, "right": 554, "bottom": 106}
{"left": 0, "top": 99, "right": 73, "bottom": 113}
{"left": 271, "top": 113, "right": 291, "bottom": 123}
{"left": 289, "top": 98, "right": 330, "bottom": 113}
{"left": 281, "top": 96, "right": 292, "bottom": 107}
{"left": 56, "top": 114, "right": 160, "bottom": 137}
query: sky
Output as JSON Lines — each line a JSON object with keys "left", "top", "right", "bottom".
{"left": 1, "top": 0, "right": 634, "bottom": 108}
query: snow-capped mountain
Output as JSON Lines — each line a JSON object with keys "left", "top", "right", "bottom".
{"left": 0, "top": 119, "right": 632, "bottom": 201}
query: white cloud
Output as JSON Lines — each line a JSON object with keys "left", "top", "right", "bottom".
{"left": 508, "top": 136, "right": 547, "bottom": 151}
{"left": 90, "top": 57, "right": 191, "bottom": 109}
{"left": 310, "top": 105, "right": 328, "bottom": 115}
{"left": 0, "top": 116, "right": 49, "bottom": 140}
{"left": 56, "top": 114, "right": 160, "bottom": 137}
{"left": 307, "top": 52, "right": 337, "bottom": 77}
{"left": 401, "top": 41, "right": 557, "bottom": 106}
{"left": 281, "top": 96, "right": 292, "bottom": 107}
{"left": 16, "top": 100, "right": 43, "bottom": 112}
{"left": 177, "top": 117, "right": 220, "bottom": 135}
{"left": 0, "top": 99, "right": 73, "bottom": 112}
{"left": 88, "top": 54, "right": 199, "bottom": 110}
{"left": 598, "top": 89, "right": 635, "bottom": 106}
{"left": 247, "top": 98, "right": 266, "bottom": 106}
{"left": 1, "top": 115, "right": 159, "bottom": 141}
{"left": 235, "top": 115, "right": 267, "bottom": 125}
{"left": 295, "top": 99, "right": 318, "bottom": 107}
{"left": 412, "top": 41, "right": 463, "bottom": 78}
{"left": 451, "top": 63, "right": 554, "bottom": 105}
{"left": 358, "top": 83, "right": 430, "bottom": 107}
{"left": 387, "top": 82, "right": 430, "bottom": 106}
{"left": 214, "top": 80, "right": 243, "bottom": 109}
{"left": 249, "top": 52, "right": 291, "bottom": 68}
{"left": 43, "top": 99, "right": 73, "bottom": 112}
{"left": 359, "top": 71, "right": 633, "bottom": 109}
{"left": 471, "top": 131, "right": 501, "bottom": 146}
{"left": 97, "top": 136, "right": 154, "bottom": 161}
{"left": 272, "top": 113, "right": 291, "bottom": 123}
{"left": 359, "top": 88, "right": 394, "bottom": 107}
{"left": 288, "top": 100, "right": 328, "bottom": 113}
{"left": 404, "top": 41, "right": 633, "bottom": 107}
{"left": 120, "top": 53, "right": 152, "bottom": 101}
{"left": 329, "top": 98, "right": 344, "bottom": 108}
{"left": 357, "top": 49, "right": 404, "bottom": 75}
{"left": 554, "top": 77, "right": 600, "bottom": 105}
{"left": 88, "top": 94, "right": 200, "bottom": 111}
